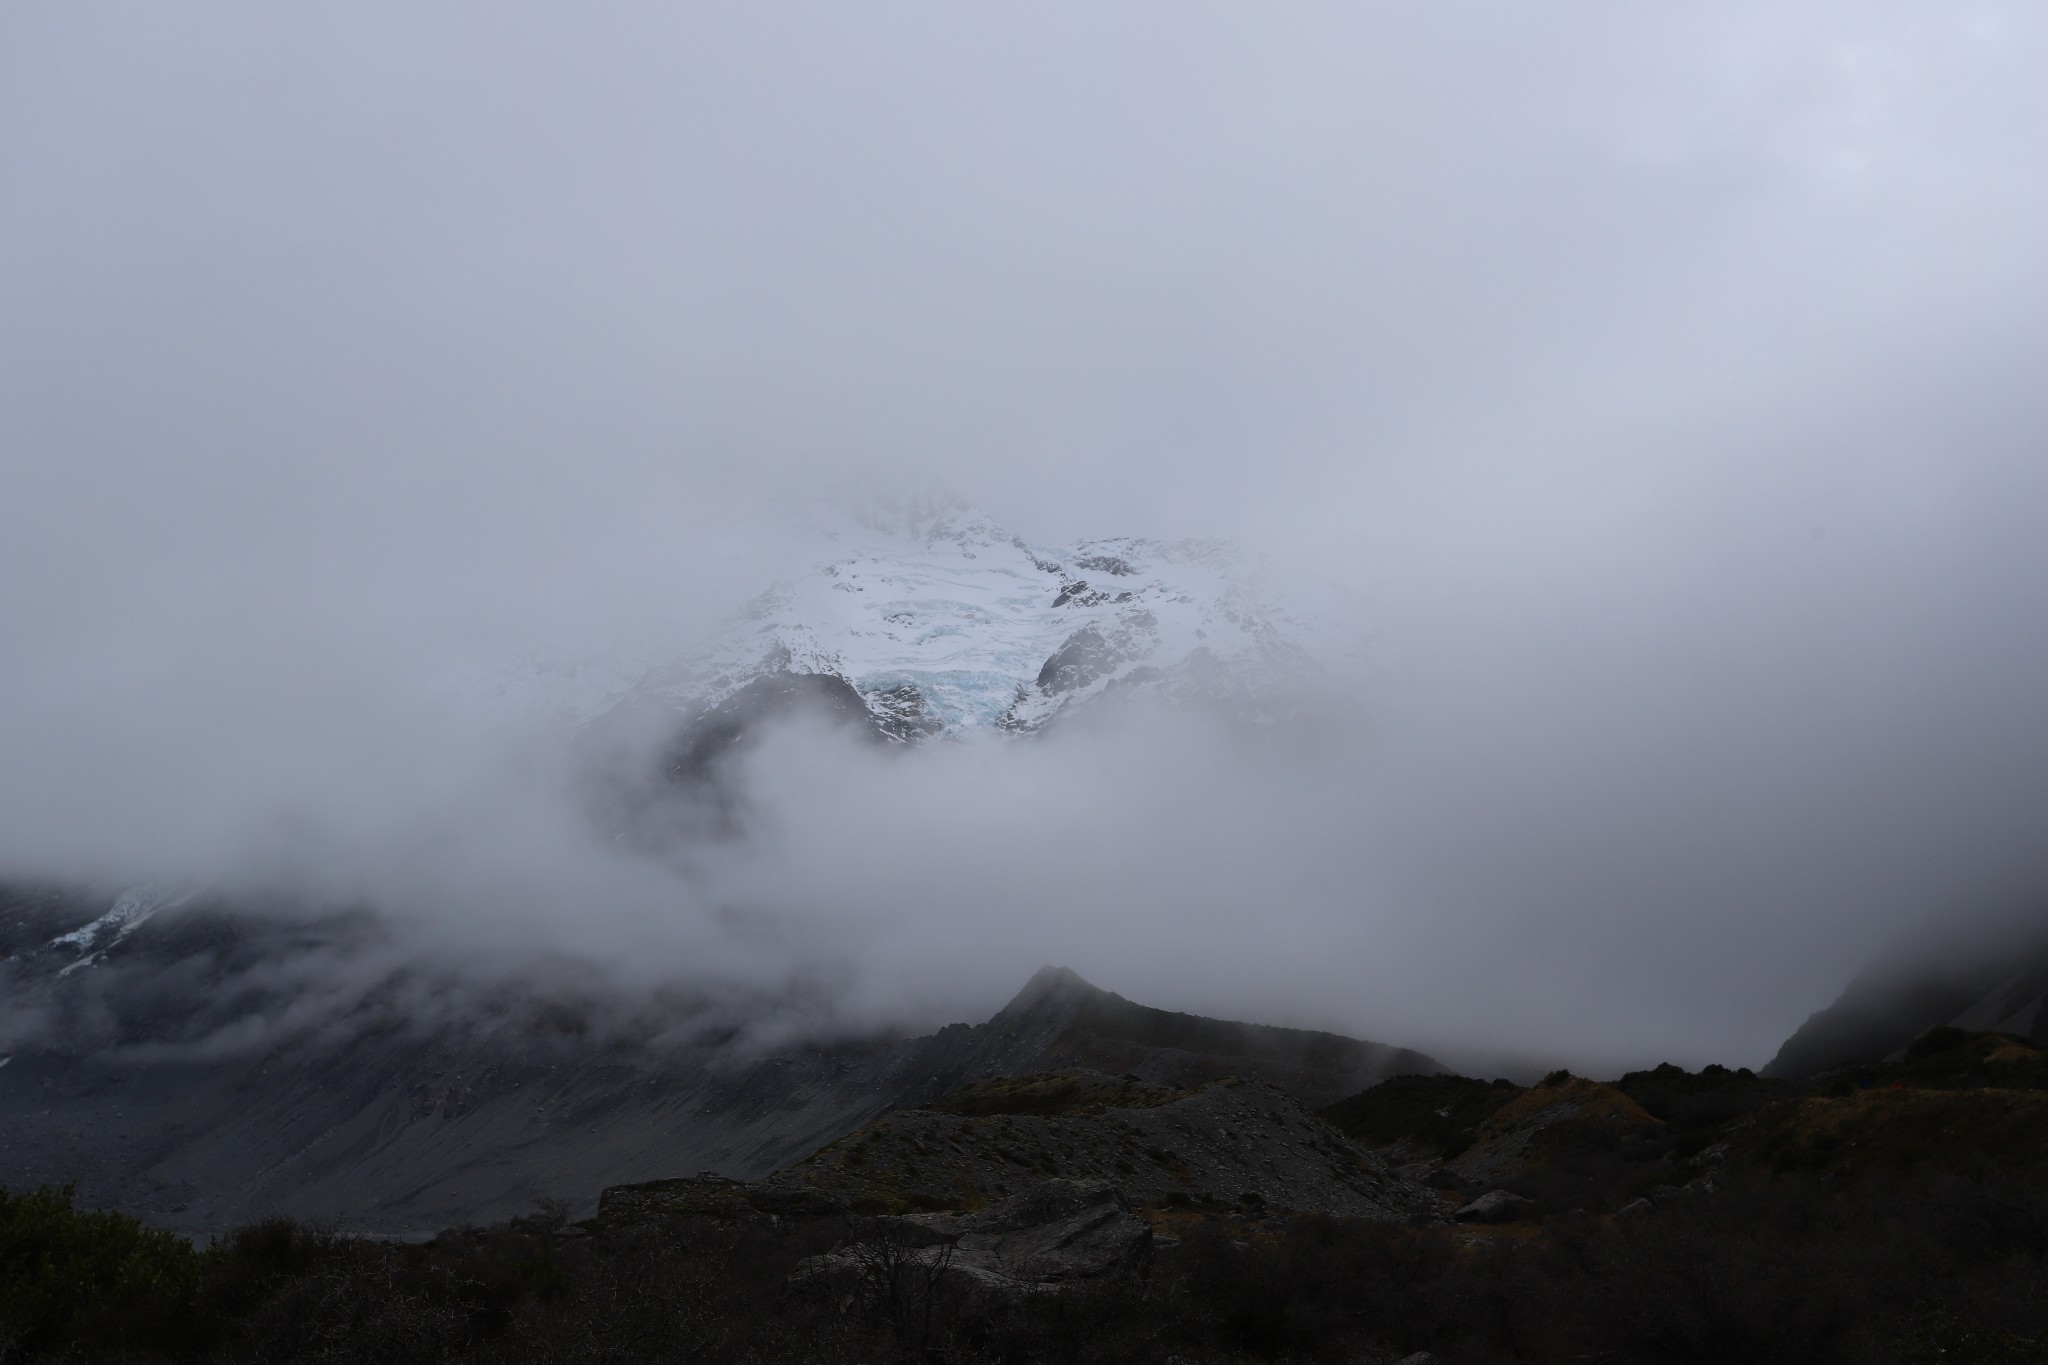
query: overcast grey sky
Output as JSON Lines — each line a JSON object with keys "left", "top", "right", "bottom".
{"left": 4, "top": 4, "right": 2047, "bottom": 1069}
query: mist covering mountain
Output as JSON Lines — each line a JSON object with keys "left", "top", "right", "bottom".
{"left": 0, "top": 509, "right": 1428, "bottom": 1230}
{"left": 1765, "top": 907, "right": 2048, "bottom": 1077}
{"left": 12, "top": 12, "right": 2048, "bottom": 1365}
{"left": 0, "top": 871, "right": 1433, "bottom": 1232}
{"left": 0, "top": 489, "right": 2033, "bottom": 1232}
{"left": 5, "top": 5, "right": 2048, "bottom": 1220}
{"left": 574, "top": 491, "right": 1353, "bottom": 834}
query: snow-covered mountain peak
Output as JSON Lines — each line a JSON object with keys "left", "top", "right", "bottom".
{"left": 614, "top": 499, "right": 1336, "bottom": 742}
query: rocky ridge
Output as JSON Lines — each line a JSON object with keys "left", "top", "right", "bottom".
{"left": 1, "top": 887, "right": 1437, "bottom": 1234}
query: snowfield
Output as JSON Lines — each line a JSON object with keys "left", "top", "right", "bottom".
{"left": 49, "top": 884, "right": 197, "bottom": 975}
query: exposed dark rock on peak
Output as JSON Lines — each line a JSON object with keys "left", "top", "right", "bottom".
{"left": 1032, "top": 612, "right": 1157, "bottom": 700}
{"left": 1035, "top": 626, "right": 1118, "bottom": 694}
{"left": 664, "top": 670, "right": 888, "bottom": 780}
{"left": 861, "top": 681, "right": 947, "bottom": 743}
{"left": 1049, "top": 580, "right": 1133, "bottom": 609}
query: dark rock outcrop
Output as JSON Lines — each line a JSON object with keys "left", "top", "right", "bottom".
{"left": 905, "top": 1181, "right": 1150, "bottom": 1286}
{"left": 1036, "top": 626, "right": 1119, "bottom": 693}
{"left": 796, "top": 1180, "right": 1150, "bottom": 1293}
{"left": 1031, "top": 612, "right": 1160, "bottom": 698}
{"left": 861, "top": 681, "right": 947, "bottom": 742}
{"left": 664, "top": 670, "right": 888, "bottom": 779}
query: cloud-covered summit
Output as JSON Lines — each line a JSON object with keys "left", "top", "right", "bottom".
{"left": 3, "top": 4, "right": 2047, "bottom": 1071}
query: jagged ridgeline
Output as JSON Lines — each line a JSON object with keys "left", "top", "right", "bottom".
{"left": 0, "top": 893, "right": 1435, "bottom": 1235}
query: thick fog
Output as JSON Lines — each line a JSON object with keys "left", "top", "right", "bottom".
{"left": 4, "top": 3, "right": 2047, "bottom": 1072}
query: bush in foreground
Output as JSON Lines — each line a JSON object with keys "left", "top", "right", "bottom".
{"left": 5, "top": 1171, "right": 2048, "bottom": 1363}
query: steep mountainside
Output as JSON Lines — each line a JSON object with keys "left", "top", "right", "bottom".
{"left": 1763, "top": 909, "right": 2048, "bottom": 1077}
{"left": 0, "top": 889, "right": 1435, "bottom": 1234}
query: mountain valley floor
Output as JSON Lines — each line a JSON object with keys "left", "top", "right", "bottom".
{"left": 9, "top": 1028, "right": 2048, "bottom": 1365}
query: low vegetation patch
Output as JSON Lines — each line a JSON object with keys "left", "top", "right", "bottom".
{"left": 1327, "top": 1033, "right": 2048, "bottom": 1213}
{"left": 7, "top": 1172, "right": 2048, "bottom": 1363}
{"left": 0, "top": 1184, "right": 207, "bottom": 1357}
{"left": 1318, "top": 1072, "right": 1522, "bottom": 1158}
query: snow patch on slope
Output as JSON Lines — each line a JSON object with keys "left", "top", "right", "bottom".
{"left": 50, "top": 885, "right": 197, "bottom": 976}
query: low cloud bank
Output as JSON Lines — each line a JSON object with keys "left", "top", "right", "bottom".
{"left": 5, "top": 4, "right": 2048, "bottom": 1071}
{"left": 9, "top": 616, "right": 2047, "bottom": 1076}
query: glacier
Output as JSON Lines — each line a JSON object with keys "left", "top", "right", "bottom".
{"left": 50, "top": 884, "right": 198, "bottom": 976}
{"left": 607, "top": 491, "right": 1339, "bottom": 743}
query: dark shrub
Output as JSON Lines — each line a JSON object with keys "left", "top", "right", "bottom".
{"left": 0, "top": 1183, "right": 203, "bottom": 1354}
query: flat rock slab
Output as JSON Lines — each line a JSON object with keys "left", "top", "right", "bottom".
{"left": 808, "top": 1180, "right": 1151, "bottom": 1292}
{"left": 910, "top": 1181, "right": 1151, "bottom": 1284}
{"left": 1451, "top": 1189, "right": 1534, "bottom": 1224}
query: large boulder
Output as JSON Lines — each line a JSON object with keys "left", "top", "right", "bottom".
{"left": 907, "top": 1181, "right": 1151, "bottom": 1286}
{"left": 1450, "top": 1189, "right": 1534, "bottom": 1224}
